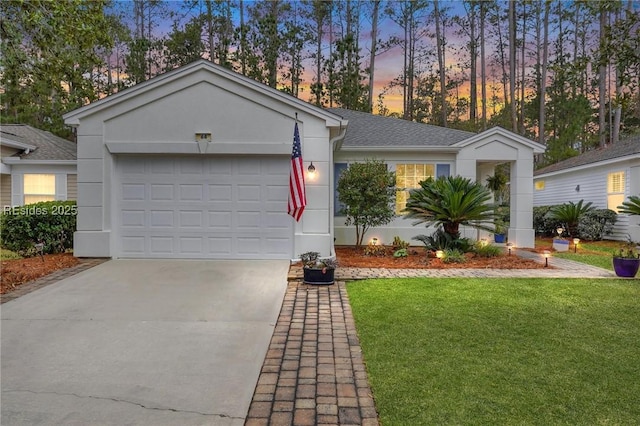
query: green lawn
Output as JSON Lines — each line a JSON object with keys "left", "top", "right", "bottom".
{"left": 347, "top": 278, "right": 640, "bottom": 425}
{"left": 537, "top": 239, "right": 621, "bottom": 271}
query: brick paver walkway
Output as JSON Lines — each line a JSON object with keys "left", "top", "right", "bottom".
{"left": 245, "top": 281, "right": 378, "bottom": 426}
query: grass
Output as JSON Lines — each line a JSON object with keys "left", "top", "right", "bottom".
{"left": 347, "top": 278, "right": 640, "bottom": 425}
{"left": 0, "top": 248, "right": 22, "bottom": 260}
{"left": 536, "top": 238, "right": 620, "bottom": 271}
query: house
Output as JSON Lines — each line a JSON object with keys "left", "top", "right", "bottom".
{"left": 0, "top": 125, "right": 77, "bottom": 210}
{"left": 533, "top": 136, "right": 640, "bottom": 241}
{"left": 63, "top": 60, "right": 544, "bottom": 260}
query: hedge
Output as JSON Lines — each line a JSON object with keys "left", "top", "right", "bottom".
{"left": 0, "top": 201, "right": 77, "bottom": 256}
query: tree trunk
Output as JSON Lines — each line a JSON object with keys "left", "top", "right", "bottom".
{"left": 434, "top": 0, "right": 447, "bottom": 127}
{"left": 469, "top": 2, "right": 477, "bottom": 125}
{"left": 480, "top": 1, "right": 487, "bottom": 130}
{"left": 368, "top": 1, "right": 380, "bottom": 112}
{"left": 598, "top": 7, "right": 608, "bottom": 148}
{"left": 519, "top": 2, "right": 527, "bottom": 134}
{"left": 539, "top": 0, "right": 549, "bottom": 146}
{"left": 509, "top": 0, "right": 517, "bottom": 132}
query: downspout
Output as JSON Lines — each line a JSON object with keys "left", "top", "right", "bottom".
{"left": 328, "top": 125, "right": 347, "bottom": 258}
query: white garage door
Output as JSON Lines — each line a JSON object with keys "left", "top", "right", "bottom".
{"left": 116, "top": 156, "right": 293, "bottom": 259}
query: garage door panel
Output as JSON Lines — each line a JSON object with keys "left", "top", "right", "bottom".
{"left": 237, "top": 185, "right": 261, "bottom": 201}
{"left": 117, "top": 156, "right": 293, "bottom": 259}
{"left": 150, "top": 237, "right": 173, "bottom": 253}
{"left": 208, "top": 184, "right": 232, "bottom": 200}
{"left": 122, "top": 184, "right": 146, "bottom": 200}
{"left": 150, "top": 210, "right": 174, "bottom": 227}
{"left": 179, "top": 211, "right": 202, "bottom": 227}
{"left": 150, "top": 158, "right": 175, "bottom": 174}
{"left": 122, "top": 210, "right": 145, "bottom": 227}
{"left": 150, "top": 184, "right": 174, "bottom": 200}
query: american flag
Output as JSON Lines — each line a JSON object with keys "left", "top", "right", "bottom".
{"left": 288, "top": 122, "right": 306, "bottom": 221}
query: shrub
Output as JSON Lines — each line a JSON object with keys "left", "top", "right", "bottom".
{"left": 364, "top": 244, "right": 387, "bottom": 256}
{"left": 413, "top": 228, "right": 473, "bottom": 252}
{"left": 393, "top": 248, "right": 408, "bottom": 258}
{"left": 392, "top": 236, "right": 410, "bottom": 251}
{"left": 533, "top": 206, "right": 556, "bottom": 236}
{"left": 473, "top": 242, "right": 502, "bottom": 258}
{"left": 577, "top": 209, "right": 617, "bottom": 241}
{"left": 442, "top": 248, "right": 466, "bottom": 264}
{"left": 0, "top": 201, "right": 76, "bottom": 256}
{"left": 549, "top": 200, "right": 595, "bottom": 237}
{"left": 337, "top": 159, "right": 396, "bottom": 247}
{"left": 404, "top": 175, "right": 497, "bottom": 238}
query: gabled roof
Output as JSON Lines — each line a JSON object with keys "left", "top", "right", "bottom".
{"left": 64, "top": 60, "right": 346, "bottom": 128}
{"left": 453, "top": 126, "right": 546, "bottom": 153}
{"left": 535, "top": 135, "right": 640, "bottom": 176}
{"left": 327, "top": 108, "right": 474, "bottom": 149}
{"left": 0, "top": 124, "right": 77, "bottom": 161}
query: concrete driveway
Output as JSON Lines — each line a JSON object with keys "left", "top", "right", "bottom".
{"left": 1, "top": 259, "right": 289, "bottom": 426}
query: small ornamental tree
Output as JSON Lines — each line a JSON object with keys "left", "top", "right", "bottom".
{"left": 337, "top": 159, "right": 396, "bottom": 247}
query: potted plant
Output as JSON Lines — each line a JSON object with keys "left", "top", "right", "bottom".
{"left": 493, "top": 220, "right": 507, "bottom": 243}
{"left": 299, "top": 251, "right": 338, "bottom": 285}
{"left": 612, "top": 242, "right": 640, "bottom": 278}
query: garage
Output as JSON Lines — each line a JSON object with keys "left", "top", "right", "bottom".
{"left": 64, "top": 60, "right": 346, "bottom": 259}
{"left": 116, "top": 155, "right": 293, "bottom": 259}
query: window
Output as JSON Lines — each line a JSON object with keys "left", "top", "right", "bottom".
{"left": 607, "top": 171, "right": 625, "bottom": 212}
{"left": 24, "top": 174, "right": 55, "bottom": 204}
{"left": 535, "top": 180, "right": 545, "bottom": 191}
{"left": 334, "top": 163, "right": 348, "bottom": 215}
{"left": 395, "top": 164, "right": 436, "bottom": 214}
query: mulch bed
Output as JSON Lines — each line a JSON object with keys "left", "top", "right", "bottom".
{"left": 335, "top": 246, "right": 546, "bottom": 269}
{"left": 1, "top": 253, "right": 80, "bottom": 294}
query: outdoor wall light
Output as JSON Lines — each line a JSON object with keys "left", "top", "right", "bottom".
{"left": 435, "top": 250, "right": 444, "bottom": 259}
{"left": 573, "top": 238, "right": 580, "bottom": 253}
{"left": 506, "top": 242, "right": 514, "bottom": 256}
{"left": 307, "top": 162, "right": 316, "bottom": 173}
{"left": 543, "top": 250, "right": 551, "bottom": 267}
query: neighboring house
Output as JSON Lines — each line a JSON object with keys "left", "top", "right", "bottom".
{"left": 533, "top": 136, "right": 640, "bottom": 242}
{"left": 0, "top": 125, "right": 77, "bottom": 210}
{"left": 63, "top": 60, "right": 544, "bottom": 260}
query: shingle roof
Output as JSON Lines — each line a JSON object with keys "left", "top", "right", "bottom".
{"left": 0, "top": 124, "right": 77, "bottom": 161}
{"left": 535, "top": 135, "right": 640, "bottom": 176}
{"left": 327, "top": 108, "right": 475, "bottom": 148}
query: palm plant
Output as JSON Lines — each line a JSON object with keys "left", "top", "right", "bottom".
{"left": 548, "top": 200, "right": 595, "bottom": 237}
{"left": 618, "top": 195, "right": 640, "bottom": 216}
{"left": 403, "top": 175, "right": 497, "bottom": 238}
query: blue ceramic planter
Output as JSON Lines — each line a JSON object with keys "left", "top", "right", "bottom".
{"left": 612, "top": 257, "right": 640, "bottom": 278}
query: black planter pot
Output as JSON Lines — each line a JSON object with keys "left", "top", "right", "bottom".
{"left": 613, "top": 257, "right": 640, "bottom": 278}
{"left": 303, "top": 267, "right": 335, "bottom": 285}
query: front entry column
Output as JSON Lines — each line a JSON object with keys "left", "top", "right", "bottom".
{"left": 509, "top": 158, "right": 535, "bottom": 248}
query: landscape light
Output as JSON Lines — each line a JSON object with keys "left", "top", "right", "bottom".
{"left": 543, "top": 250, "right": 551, "bottom": 267}
{"left": 506, "top": 242, "right": 514, "bottom": 256}
{"left": 573, "top": 238, "right": 580, "bottom": 253}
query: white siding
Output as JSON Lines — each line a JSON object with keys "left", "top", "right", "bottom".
{"left": 534, "top": 160, "right": 637, "bottom": 241}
